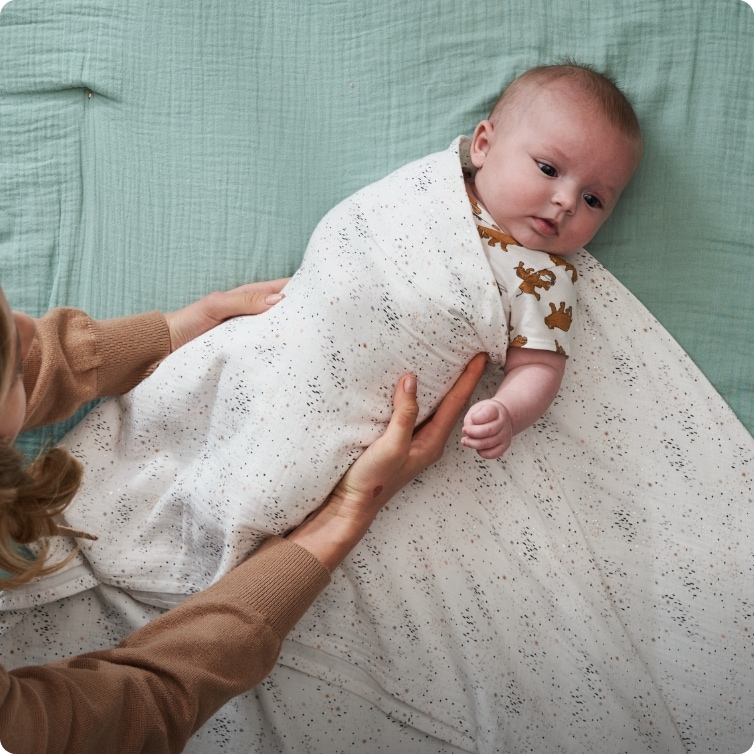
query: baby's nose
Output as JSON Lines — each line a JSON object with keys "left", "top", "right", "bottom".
{"left": 552, "top": 188, "right": 577, "bottom": 214}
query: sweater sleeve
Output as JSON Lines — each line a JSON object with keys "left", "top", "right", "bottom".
{"left": 22, "top": 308, "right": 172, "bottom": 431}
{"left": 0, "top": 536, "right": 331, "bottom": 754}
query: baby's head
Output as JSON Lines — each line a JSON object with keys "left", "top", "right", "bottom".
{"left": 469, "top": 62, "right": 643, "bottom": 255}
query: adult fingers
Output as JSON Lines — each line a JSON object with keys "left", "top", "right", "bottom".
{"left": 361, "top": 373, "right": 419, "bottom": 473}
{"left": 411, "top": 353, "right": 487, "bottom": 464}
{"left": 202, "top": 278, "right": 290, "bottom": 320}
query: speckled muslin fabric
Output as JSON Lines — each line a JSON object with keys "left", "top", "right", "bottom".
{"left": 267, "top": 254, "right": 754, "bottom": 753}
{"left": 1, "top": 251, "right": 752, "bottom": 752}
{"left": 1, "top": 150, "right": 752, "bottom": 751}
{"left": 48, "top": 138, "right": 521, "bottom": 596}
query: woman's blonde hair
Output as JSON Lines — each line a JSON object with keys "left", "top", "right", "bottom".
{"left": 0, "top": 443, "right": 83, "bottom": 587}
{"left": 0, "top": 300, "right": 84, "bottom": 588}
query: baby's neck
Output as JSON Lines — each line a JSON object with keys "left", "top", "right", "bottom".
{"left": 463, "top": 176, "right": 483, "bottom": 210}
{"left": 464, "top": 178, "right": 518, "bottom": 242}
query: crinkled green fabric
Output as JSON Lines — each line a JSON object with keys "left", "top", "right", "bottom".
{"left": 1, "top": 0, "right": 752, "bottom": 455}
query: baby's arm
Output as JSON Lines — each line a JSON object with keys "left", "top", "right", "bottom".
{"left": 461, "top": 347, "right": 566, "bottom": 459}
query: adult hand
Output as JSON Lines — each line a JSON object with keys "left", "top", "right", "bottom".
{"left": 164, "top": 279, "right": 290, "bottom": 351}
{"left": 287, "top": 353, "right": 487, "bottom": 571}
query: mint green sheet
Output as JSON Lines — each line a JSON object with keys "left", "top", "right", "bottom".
{"left": 1, "top": 2, "right": 753, "bottom": 751}
{"left": 1, "top": 0, "right": 752, "bottom": 453}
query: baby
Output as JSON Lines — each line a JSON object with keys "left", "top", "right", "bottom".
{"left": 56, "top": 62, "right": 642, "bottom": 597}
{"left": 459, "top": 62, "right": 641, "bottom": 458}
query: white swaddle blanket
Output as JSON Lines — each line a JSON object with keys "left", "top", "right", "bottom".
{"left": 1, "top": 143, "right": 752, "bottom": 752}
{"left": 273, "top": 253, "right": 754, "bottom": 752}
{"left": 58, "top": 138, "right": 512, "bottom": 595}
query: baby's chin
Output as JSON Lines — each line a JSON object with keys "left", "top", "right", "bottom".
{"left": 517, "top": 233, "right": 583, "bottom": 256}
{"left": 498, "top": 218, "right": 587, "bottom": 256}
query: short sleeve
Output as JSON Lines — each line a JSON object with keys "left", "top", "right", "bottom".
{"left": 489, "top": 247, "right": 579, "bottom": 358}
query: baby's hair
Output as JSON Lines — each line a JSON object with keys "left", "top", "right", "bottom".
{"left": 0, "top": 307, "right": 84, "bottom": 588}
{"left": 490, "top": 60, "right": 642, "bottom": 146}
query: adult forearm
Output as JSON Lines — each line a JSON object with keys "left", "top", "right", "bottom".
{"left": 0, "top": 538, "right": 329, "bottom": 754}
{"left": 493, "top": 350, "right": 565, "bottom": 436}
{"left": 22, "top": 309, "right": 171, "bottom": 431}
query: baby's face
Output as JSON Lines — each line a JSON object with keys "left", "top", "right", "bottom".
{"left": 469, "top": 85, "right": 641, "bottom": 255}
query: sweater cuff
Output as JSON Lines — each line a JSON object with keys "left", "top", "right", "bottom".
{"left": 93, "top": 311, "right": 172, "bottom": 395}
{"left": 219, "top": 537, "right": 331, "bottom": 639}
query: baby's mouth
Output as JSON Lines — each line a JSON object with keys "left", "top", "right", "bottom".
{"left": 532, "top": 217, "right": 559, "bottom": 236}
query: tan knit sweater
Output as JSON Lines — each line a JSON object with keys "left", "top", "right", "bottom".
{"left": 0, "top": 308, "right": 330, "bottom": 754}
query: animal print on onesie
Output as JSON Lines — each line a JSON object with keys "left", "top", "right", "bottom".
{"left": 465, "top": 184, "right": 577, "bottom": 357}
{"left": 59, "top": 137, "right": 579, "bottom": 600}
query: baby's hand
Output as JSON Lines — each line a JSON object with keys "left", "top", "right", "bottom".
{"left": 461, "top": 399, "right": 513, "bottom": 459}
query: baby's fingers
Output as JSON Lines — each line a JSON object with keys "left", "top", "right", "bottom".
{"left": 461, "top": 431, "right": 509, "bottom": 459}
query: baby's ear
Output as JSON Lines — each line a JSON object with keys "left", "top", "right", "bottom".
{"left": 469, "top": 120, "right": 494, "bottom": 168}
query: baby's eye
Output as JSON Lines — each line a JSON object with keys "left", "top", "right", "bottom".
{"left": 537, "top": 162, "right": 557, "bottom": 178}
{"left": 583, "top": 193, "right": 602, "bottom": 209}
